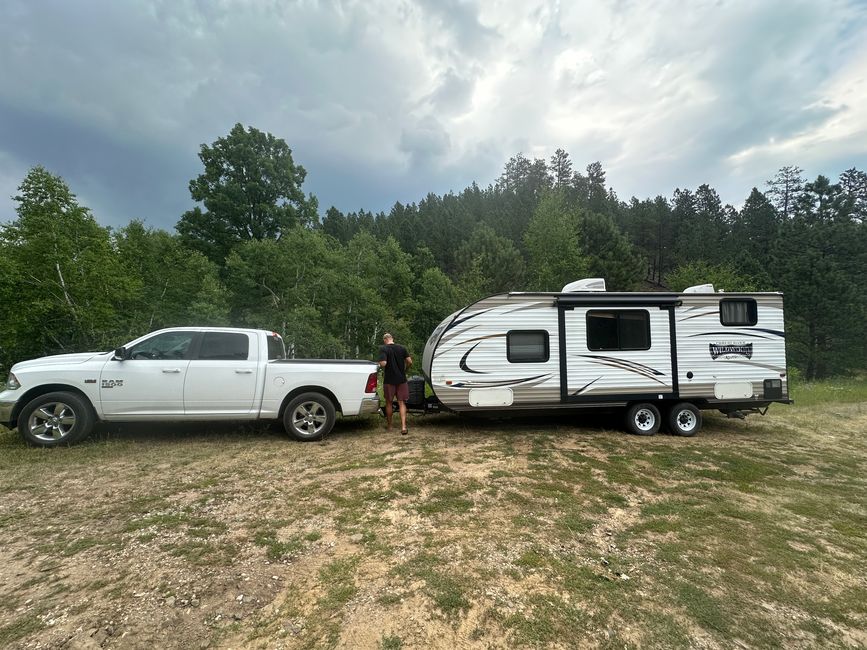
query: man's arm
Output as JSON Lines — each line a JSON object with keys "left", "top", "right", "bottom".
{"left": 406, "top": 356, "right": 413, "bottom": 368}
{"left": 377, "top": 346, "right": 387, "bottom": 368}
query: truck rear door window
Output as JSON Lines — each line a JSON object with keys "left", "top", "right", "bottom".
{"left": 507, "top": 331, "right": 549, "bottom": 363}
{"left": 267, "top": 334, "right": 286, "bottom": 360}
{"left": 720, "top": 299, "right": 758, "bottom": 326}
{"left": 587, "top": 310, "right": 650, "bottom": 351}
{"left": 197, "top": 332, "right": 250, "bottom": 360}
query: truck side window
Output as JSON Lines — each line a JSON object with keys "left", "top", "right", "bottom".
{"left": 587, "top": 310, "right": 650, "bottom": 351}
{"left": 197, "top": 332, "right": 250, "bottom": 361}
{"left": 267, "top": 334, "right": 286, "bottom": 360}
{"left": 507, "top": 331, "right": 549, "bottom": 363}
{"left": 720, "top": 299, "right": 757, "bottom": 326}
{"left": 127, "top": 332, "right": 195, "bottom": 360}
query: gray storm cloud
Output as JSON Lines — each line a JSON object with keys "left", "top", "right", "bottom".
{"left": 0, "top": 0, "right": 865, "bottom": 227}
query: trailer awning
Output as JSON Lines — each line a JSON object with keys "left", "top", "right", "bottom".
{"left": 556, "top": 294, "right": 682, "bottom": 308}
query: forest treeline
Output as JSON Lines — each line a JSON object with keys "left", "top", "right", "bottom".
{"left": 1, "top": 124, "right": 865, "bottom": 379}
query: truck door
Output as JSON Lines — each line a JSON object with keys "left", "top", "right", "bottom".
{"left": 184, "top": 331, "right": 259, "bottom": 416}
{"left": 560, "top": 306, "right": 675, "bottom": 401}
{"left": 100, "top": 330, "right": 195, "bottom": 416}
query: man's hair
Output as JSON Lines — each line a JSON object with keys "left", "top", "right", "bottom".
{"left": 383, "top": 332, "right": 393, "bottom": 342}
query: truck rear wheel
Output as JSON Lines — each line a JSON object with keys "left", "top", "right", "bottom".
{"left": 19, "top": 391, "right": 95, "bottom": 447}
{"left": 283, "top": 392, "right": 336, "bottom": 441}
{"left": 667, "top": 402, "right": 702, "bottom": 436}
{"left": 625, "top": 402, "right": 661, "bottom": 436}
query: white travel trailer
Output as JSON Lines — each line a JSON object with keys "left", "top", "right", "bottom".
{"left": 420, "top": 279, "right": 790, "bottom": 436}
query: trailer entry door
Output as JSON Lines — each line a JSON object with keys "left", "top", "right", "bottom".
{"left": 559, "top": 305, "right": 676, "bottom": 403}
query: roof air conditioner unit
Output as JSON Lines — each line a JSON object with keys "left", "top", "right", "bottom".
{"left": 562, "top": 278, "right": 606, "bottom": 292}
{"left": 683, "top": 283, "right": 714, "bottom": 293}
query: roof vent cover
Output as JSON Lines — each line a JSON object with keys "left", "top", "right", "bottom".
{"left": 562, "top": 278, "right": 606, "bottom": 292}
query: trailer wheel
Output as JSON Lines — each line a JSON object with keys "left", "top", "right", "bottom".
{"left": 283, "top": 392, "right": 336, "bottom": 441}
{"left": 667, "top": 402, "right": 702, "bottom": 437}
{"left": 625, "top": 403, "right": 661, "bottom": 436}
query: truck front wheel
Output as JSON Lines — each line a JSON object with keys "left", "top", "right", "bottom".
{"left": 283, "top": 392, "right": 336, "bottom": 441}
{"left": 19, "top": 391, "right": 95, "bottom": 447}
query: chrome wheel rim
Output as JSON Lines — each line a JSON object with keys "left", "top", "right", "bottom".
{"left": 29, "top": 402, "right": 76, "bottom": 441}
{"left": 634, "top": 408, "right": 656, "bottom": 432}
{"left": 292, "top": 401, "right": 327, "bottom": 436}
{"left": 676, "top": 409, "right": 697, "bottom": 432}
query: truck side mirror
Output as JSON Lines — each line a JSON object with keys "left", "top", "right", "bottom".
{"left": 114, "top": 346, "right": 128, "bottom": 361}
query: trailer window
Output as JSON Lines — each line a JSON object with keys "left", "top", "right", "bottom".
{"left": 587, "top": 310, "right": 650, "bottom": 351}
{"left": 507, "top": 331, "right": 549, "bottom": 363}
{"left": 720, "top": 299, "right": 757, "bottom": 326}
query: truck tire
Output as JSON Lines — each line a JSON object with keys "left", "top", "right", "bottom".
{"left": 18, "top": 391, "right": 95, "bottom": 447}
{"left": 283, "top": 392, "right": 336, "bottom": 441}
{"left": 624, "top": 402, "right": 661, "bottom": 436}
{"left": 667, "top": 402, "right": 702, "bottom": 437}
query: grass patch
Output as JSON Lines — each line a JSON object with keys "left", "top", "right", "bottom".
{"left": 380, "top": 634, "right": 403, "bottom": 649}
{"left": 395, "top": 552, "right": 470, "bottom": 618}
{"left": 417, "top": 487, "right": 474, "bottom": 515}
{"left": 0, "top": 614, "right": 44, "bottom": 646}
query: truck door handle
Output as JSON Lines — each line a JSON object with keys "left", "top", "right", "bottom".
{"left": 162, "top": 368, "right": 182, "bottom": 374}
{"left": 235, "top": 369, "right": 254, "bottom": 374}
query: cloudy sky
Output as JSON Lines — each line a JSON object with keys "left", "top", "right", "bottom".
{"left": 1, "top": 0, "right": 866, "bottom": 229}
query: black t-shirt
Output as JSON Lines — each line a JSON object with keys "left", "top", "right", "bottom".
{"left": 378, "top": 343, "right": 409, "bottom": 385}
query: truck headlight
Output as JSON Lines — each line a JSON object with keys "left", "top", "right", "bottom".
{"left": 5, "top": 372, "right": 20, "bottom": 390}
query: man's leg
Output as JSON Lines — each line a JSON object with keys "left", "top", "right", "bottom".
{"left": 385, "top": 401, "right": 394, "bottom": 430}
{"left": 398, "top": 400, "right": 408, "bottom": 433}
{"left": 384, "top": 385, "right": 394, "bottom": 430}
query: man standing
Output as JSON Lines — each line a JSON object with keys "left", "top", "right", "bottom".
{"left": 378, "top": 332, "right": 412, "bottom": 435}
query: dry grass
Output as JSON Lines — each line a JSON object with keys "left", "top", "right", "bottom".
{"left": 0, "top": 383, "right": 865, "bottom": 649}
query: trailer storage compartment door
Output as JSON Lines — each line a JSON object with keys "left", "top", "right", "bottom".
{"left": 560, "top": 306, "right": 675, "bottom": 402}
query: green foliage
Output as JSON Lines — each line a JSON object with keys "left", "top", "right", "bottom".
{"left": 0, "top": 167, "right": 137, "bottom": 367}
{"left": 665, "top": 262, "right": 760, "bottom": 293}
{"left": 524, "top": 191, "right": 586, "bottom": 291}
{"left": 578, "top": 212, "right": 643, "bottom": 290}
{"left": 176, "top": 123, "right": 318, "bottom": 264}
{"left": 454, "top": 224, "right": 524, "bottom": 299}
{"left": 115, "top": 220, "right": 229, "bottom": 334}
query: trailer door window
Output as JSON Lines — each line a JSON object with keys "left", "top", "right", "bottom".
{"left": 720, "top": 299, "right": 757, "bottom": 326}
{"left": 587, "top": 310, "right": 650, "bottom": 351}
{"left": 507, "top": 330, "right": 549, "bottom": 363}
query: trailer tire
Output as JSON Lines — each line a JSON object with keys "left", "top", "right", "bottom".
{"left": 625, "top": 403, "right": 661, "bottom": 436}
{"left": 18, "top": 391, "right": 95, "bottom": 447}
{"left": 283, "top": 392, "right": 336, "bottom": 441}
{"left": 667, "top": 402, "right": 701, "bottom": 437}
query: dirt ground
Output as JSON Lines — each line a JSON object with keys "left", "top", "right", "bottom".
{"left": 1, "top": 400, "right": 865, "bottom": 649}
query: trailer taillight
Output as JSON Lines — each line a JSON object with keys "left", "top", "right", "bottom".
{"left": 364, "top": 372, "right": 378, "bottom": 393}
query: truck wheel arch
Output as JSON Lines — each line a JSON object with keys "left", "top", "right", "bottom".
{"left": 10, "top": 384, "right": 98, "bottom": 429}
{"left": 278, "top": 386, "right": 342, "bottom": 421}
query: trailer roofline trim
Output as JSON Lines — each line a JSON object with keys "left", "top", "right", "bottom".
{"left": 557, "top": 295, "right": 682, "bottom": 307}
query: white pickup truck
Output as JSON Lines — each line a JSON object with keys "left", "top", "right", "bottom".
{"left": 0, "top": 327, "right": 380, "bottom": 446}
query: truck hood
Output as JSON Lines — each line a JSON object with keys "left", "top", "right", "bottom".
{"left": 13, "top": 351, "right": 111, "bottom": 370}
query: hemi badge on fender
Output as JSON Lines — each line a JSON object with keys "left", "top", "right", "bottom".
{"left": 84, "top": 379, "right": 97, "bottom": 384}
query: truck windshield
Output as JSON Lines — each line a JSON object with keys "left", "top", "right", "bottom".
{"left": 267, "top": 334, "right": 286, "bottom": 360}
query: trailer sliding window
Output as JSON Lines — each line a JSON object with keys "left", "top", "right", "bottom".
{"left": 720, "top": 299, "right": 757, "bottom": 326}
{"left": 586, "top": 310, "right": 650, "bottom": 351}
{"left": 507, "top": 330, "right": 549, "bottom": 363}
